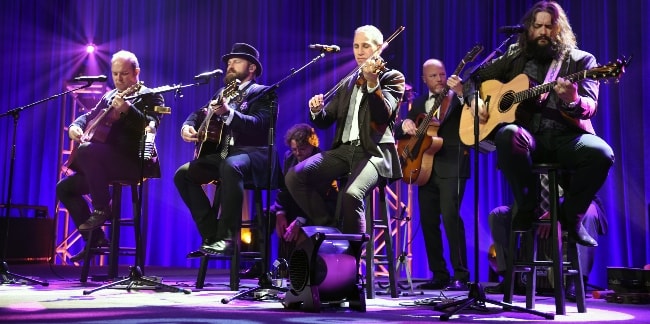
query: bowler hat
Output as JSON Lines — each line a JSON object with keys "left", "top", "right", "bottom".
{"left": 221, "top": 43, "right": 262, "bottom": 76}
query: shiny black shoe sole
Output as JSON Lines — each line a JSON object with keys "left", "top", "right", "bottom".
{"left": 186, "top": 250, "right": 206, "bottom": 258}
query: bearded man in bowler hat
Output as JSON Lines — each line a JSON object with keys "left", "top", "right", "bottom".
{"left": 175, "top": 43, "right": 281, "bottom": 256}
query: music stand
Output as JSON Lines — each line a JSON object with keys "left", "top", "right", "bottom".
{"left": 81, "top": 83, "right": 202, "bottom": 295}
{"left": 0, "top": 83, "right": 98, "bottom": 286}
{"left": 432, "top": 36, "right": 553, "bottom": 321}
{"left": 221, "top": 51, "right": 330, "bottom": 304}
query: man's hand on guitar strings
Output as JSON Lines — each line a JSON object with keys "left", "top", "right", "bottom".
{"left": 181, "top": 125, "right": 198, "bottom": 142}
{"left": 209, "top": 97, "right": 230, "bottom": 116}
{"left": 68, "top": 125, "right": 84, "bottom": 142}
{"left": 469, "top": 97, "right": 489, "bottom": 124}
{"left": 401, "top": 119, "right": 417, "bottom": 136}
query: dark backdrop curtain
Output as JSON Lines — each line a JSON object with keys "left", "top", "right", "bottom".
{"left": 1, "top": 0, "right": 647, "bottom": 286}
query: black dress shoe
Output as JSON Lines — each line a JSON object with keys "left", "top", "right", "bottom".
{"left": 239, "top": 262, "right": 263, "bottom": 279}
{"left": 200, "top": 239, "right": 233, "bottom": 255}
{"left": 446, "top": 279, "right": 469, "bottom": 291}
{"left": 79, "top": 209, "right": 110, "bottom": 231}
{"left": 70, "top": 237, "right": 110, "bottom": 262}
{"left": 485, "top": 281, "right": 504, "bottom": 294}
{"left": 565, "top": 280, "right": 577, "bottom": 302}
{"left": 186, "top": 250, "right": 205, "bottom": 258}
{"left": 417, "top": 278, "right": 450, "bottom": 290}
{"left": 568, "top": 223, "right": 598, "bottom": 247}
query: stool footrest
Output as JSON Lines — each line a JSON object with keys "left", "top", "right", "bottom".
{"left": 514, "top": 260, "right": 572, "bottom": 267}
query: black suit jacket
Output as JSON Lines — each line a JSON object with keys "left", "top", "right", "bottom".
{"left": 395, "top": 93, "right": 470, "bottom": 179}
{"left": 183, "top": 81, "right": 281, "bottom": 188}
{"left": 311, "top": 69, "right": 405, "bottom": 180}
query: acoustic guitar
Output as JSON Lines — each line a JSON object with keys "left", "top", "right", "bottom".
{"left": 397, "top": 44, "right": 483, "bottom": 185}
{"left": 458, "top": 56, "right": 631, "bottom": 148}
{"left": 63, "top": 82, "right": 143, "bottom": 172}
{"left": 81, "top": 82, "right": 143, "bottom": 143}
{"left": 194, "top": 79, "right": 241, "bottom": 158}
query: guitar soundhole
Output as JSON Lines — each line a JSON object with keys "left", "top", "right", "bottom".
{"left": 499, "top": 91, "right": 515, "bottom": 113}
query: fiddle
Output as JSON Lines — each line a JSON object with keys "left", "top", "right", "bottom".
{"left": 323, "top": 26, "right": 404, "bottom": 102}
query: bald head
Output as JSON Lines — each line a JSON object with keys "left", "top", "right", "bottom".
{"left": 422, "top": 59, "right": 447, "bottom": 94}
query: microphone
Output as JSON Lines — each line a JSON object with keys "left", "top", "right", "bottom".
{"left": 309, "top": 44, "right": 341, "bottom": 53}
{"left": 194, "top": 69, "right": 224, "bottom": 80}
{"left": 74, "top": 75, "right": 107, "bottom": 82}
{"left": 498, "top": 24, "right": 527, "bottom": 34}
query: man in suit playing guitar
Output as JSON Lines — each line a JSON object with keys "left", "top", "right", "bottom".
{"left": 57, "top": 50, "right": 163, "bottom": 262}
{"left": 174, "top": 43, "right": 280, "bottom": 257}
{"left": 465, "top": 1, "right": 614, "bottom": 247}
{"left": 395, "top": 59, "right": 470, "bottom": 290}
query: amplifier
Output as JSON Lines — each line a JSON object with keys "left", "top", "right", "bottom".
{"left": 0, "top": 205, "right": 53, "bottom": 263}
{"left": 607, "top": 267, "right": 650, "bottom": 294}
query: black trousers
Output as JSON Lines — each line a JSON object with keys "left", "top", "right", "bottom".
{"left": 56, "top": 142, "right": 140, "bottom": 241}
{"left": 418, "top": 172, "right": 469, "bottom": 282}
{"left": 174, "top": 151, "right": 252, "bottom": 242}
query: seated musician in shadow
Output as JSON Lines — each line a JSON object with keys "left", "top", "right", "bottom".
{"left": 57, "top": 50, "right": 163, "bottom": 262}
{"left": 174, "top": 43, "right": 280, "bottom": 258}
{"left": 271, "top": 124, "right": 338, "bottom": 260}
{"left": 394, "top": 58, "right": 470, "bottom": 291}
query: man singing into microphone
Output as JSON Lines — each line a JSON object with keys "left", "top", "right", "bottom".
{"left": 174, "top": 43, "right": 280, "bottom": 257}
{"left": 57, "top": 50, "right": 163, "bottom": 262}
{"left": 285, "top": 25, "right": 405, "bottom": 235}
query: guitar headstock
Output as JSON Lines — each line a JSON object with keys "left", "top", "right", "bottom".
{"left": 223, "top": 79, "right": 242, "bottom": 100}
{"left": 122, "top": 81, "right": 144, "bottom": 96}
{"left": 586, "top": 55, "right": 632, "bottom": 83}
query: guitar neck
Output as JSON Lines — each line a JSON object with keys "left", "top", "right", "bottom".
{"left": 517, "top": 70, "right": 586, "bottom": 103}
{"left": 413, "top": 62, "right": 467, "bottom": 136}
{"left": 411, "top": 44, "right": 482, "bottom": 138}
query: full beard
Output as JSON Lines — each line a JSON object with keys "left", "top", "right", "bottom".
{"left": 223, "top": 70, "right": 247, "bottom": 84}
{"left": 526, "top": 37, "right": 560, "bottom": 63}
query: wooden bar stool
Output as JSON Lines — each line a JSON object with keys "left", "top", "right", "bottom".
{"left": 80, "top": 180, "right": 144, "bottom": 282}
{"left": 503, "top": 163, "right": 586, "bottom": 315}
{"left": 195, "top": 185, "right": 266, "bottom": 290}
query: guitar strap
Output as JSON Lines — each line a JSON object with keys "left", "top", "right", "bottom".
{"left": 539, "top": 53, "right": 564, "bottom": 102}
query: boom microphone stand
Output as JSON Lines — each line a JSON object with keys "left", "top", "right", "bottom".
{"left": 222, "top": 51, "right": 329, "bottom": 304}
{"left": 433, "top": 35, "right": 552, "bottom": 321}
{"left": 82, "top": 82, "right": 202, "bottom": 295}
{"left": 0, "top": 82, "right": 100, "bottom": 286}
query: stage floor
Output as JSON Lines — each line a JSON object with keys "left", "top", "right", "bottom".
{"left": 1, "top": 264, "right": 648, "bottom": 323}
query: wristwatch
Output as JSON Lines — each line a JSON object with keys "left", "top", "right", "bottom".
{"left": 565, "top": 97, "right": 581, "bottom": 108}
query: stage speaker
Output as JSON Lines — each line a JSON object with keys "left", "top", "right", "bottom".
{"left": 282, "top": 226, "right": 368, "bottom": 312}
{"left": 0, "top": 205, "right": 53, "bottom": 263}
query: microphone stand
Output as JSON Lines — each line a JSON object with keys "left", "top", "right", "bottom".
{"left": 222, "top": 51, "right": 328, "bottom": 304}
{"left": 433, "top": 34, "right": 553, "bottom": 320}
{"left": 1, "top": 81, "right": 98, "bottom": 286}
